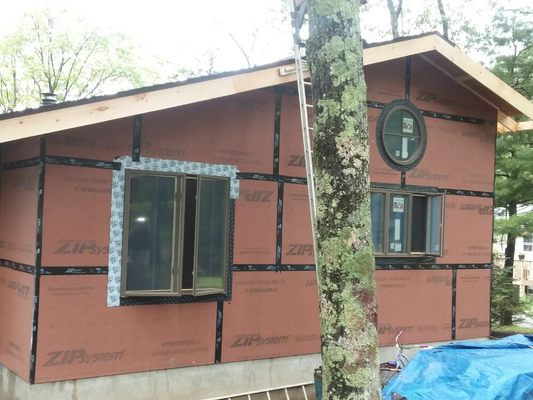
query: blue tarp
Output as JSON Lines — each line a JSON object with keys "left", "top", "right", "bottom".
{"left": 382, "top": 335, "right": 533, "bottom": 400}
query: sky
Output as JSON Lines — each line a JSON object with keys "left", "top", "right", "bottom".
{"left": 0, "top": 0, "right": 294, "bottom": 77}
{"left": 0, "top": 0, "right": 530, "bottom": 86}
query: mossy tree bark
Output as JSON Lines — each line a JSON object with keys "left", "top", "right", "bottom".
{"left": 306, "top": 1, "right": 380, "bottom": 399}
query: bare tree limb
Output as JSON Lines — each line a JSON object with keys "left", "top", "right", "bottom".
{"left": 386, "top": 0, "right": 403, "bottom": 38}
{"left": 436, "top": 0, "right": 450, "bottom": 39}
{"left": 227, "top": 31, "right": 252, "bottom": 68}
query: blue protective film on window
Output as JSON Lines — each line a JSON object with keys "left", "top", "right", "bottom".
{"left": 388, "top": 194, "right": 409, "bottom": 254}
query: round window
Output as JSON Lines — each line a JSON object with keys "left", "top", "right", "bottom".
{"left": 376, "top": 100, "right": 427, "bottom": 171}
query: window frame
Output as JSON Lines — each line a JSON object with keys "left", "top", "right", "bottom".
{"left": 376, "top": 100, "right": 427, "bottom": 171}
{"left": 371, "top": 189, "right": 445, "bottom": 257}
{"left": 425, "top": 194, "right": 444, "bottom": 256}
{"left": 192, "top": 175, "right": 230, "bottom": 296}
{"left": 523, "top": 235, "right": 533, "bottom": 252}
{"left": 120, "top": 169, "right": 230, "bottom": 298}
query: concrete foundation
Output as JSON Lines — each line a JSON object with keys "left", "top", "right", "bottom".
{"left": 0, "top": 354, "right": 320, "bottom": 400}
{"left": 1, "top": 338, "right": 486, "bottom": 400}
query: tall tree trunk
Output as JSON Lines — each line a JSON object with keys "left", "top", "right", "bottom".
{"left": 387, "top": 0, "right": 403, "bottom": 38}
{"left": 502, "top": 202, "right": 517, "bottom": 325}
{"left": 504, "top": 203, "right": 517, "bottom": 269}
{"left": 436, "top": 0, "right": 450, "bottom": 39}
{"left": 307, "top": 1, "right": 380, "bottom": 399}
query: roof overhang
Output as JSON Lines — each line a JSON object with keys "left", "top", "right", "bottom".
{"left": 362, "top": 34, "right": 533, "bottom": 134}
{"left": 0, "top": 33, "right": 532, "bottom": 143}
{"left": 0, "top": 64, "right": 299, "bottom": 143}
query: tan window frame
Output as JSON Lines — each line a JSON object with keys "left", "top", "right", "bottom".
{"left": 371, "top": 190, "right": 444, "bottom": 257}
{"left": 121, "top": 170, "right": 230, "bottom": 297}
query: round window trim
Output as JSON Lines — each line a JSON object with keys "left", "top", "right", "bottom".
{"left": 376, "top": 100, "right": 427, "bottom": 171}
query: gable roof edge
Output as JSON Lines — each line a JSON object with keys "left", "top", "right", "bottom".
{"left": 0, "top": 63, "right": 297, "bottom": 143}
{"left": 431, "top": 36, "right": 533, "bottom": 121}
{"left": 1, "top": 34, "right": 533, "bottom": 142}
{"left": 363, "top": 34, "right": 438, "bottom": 65}
{"left": 364, "top": 34, "right": 533, "bottom": 132}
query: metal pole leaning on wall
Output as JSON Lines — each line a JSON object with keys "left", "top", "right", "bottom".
{"left": 289, "top": 0, "right": 320, "bottom": 276}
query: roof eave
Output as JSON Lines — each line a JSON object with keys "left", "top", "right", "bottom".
{"left": 365, "top": 34, "right": 533, "bottom": 133}
{"left": 1, "top": 33, "right": 533, "bottom": 142}
{"left": 0, "top": 61, "right": 298, "bottom": 143}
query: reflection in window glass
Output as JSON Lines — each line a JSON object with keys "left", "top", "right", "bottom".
{"left": 383, "top": 109, "right": 421, "bottom": 163}
{"left": 195, "top": 178, "right": 229, "bottom": 294}
{"left": 370, "top": 193, "right": 385, "bottom": 253}
{"left": 388, "top": 194, "right": 409, "bottom": 253}
{"left": 411, "top": 196, "right": 427, "bottom": 253}
{"left": 126, "top": 175, "right": 175, "bottom": 291}
{"left": 121, "top": 171, "right": 231, "bottom": 297}
{"left": 370, "top": 191, "right": 444, "bottom": 257}
{"left": 427, "top": 196, "right": 442, "bottom": 254}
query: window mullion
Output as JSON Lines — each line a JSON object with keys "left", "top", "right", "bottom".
{"left": 175, "top": 176, "right": 185, "bottom": 295}
{"left": 192, "top": 177, "right": 202, "bottom": 296}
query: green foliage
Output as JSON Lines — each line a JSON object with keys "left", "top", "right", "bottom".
{"left": 489, "top": 9, "right": 533, "bottom": 98}
{"left": 494, "top": 212, "right": 533, "bottom": 238}
{"left": 491, "top": 265, "right": 533, "bottom": 326}
{"left": 492, "top": 324, "right": 533, "bottom": 336}
{"left": 490, "top": 6, "right": 533, "bottom": 325}
{"left": 494, "top": 130, "right": 533, "bottom": 213}
{"left": 491, "top": 265, "right": 521, "bottom": 325}
{"left": 0, "top": 8, "right": 156, "bottom": 112}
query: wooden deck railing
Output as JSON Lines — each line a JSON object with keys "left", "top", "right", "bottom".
{"left": 513, "top": 261, "right": 533, "bottom": 282}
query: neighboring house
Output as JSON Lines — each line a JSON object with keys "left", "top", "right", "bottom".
{"left": 494, "top": 240, "right": 533, "bottom": 298}
{"left": 513, "top": 256, "right": 533, "bottom": 299}
{"left": 513, "top": 234, "right": 533, "bottom": 260}
{"left": 494, "top": 234, "right": 533, "bottom": 262}
{"left": 493, "top": 205, "right": 533, "bottom": 298}
{"left": 1, "top": 33, "right": 533, "bottom": 400}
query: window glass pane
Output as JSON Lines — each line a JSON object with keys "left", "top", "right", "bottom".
{"left": 411, "top": 196, "right": 427, "bottom": 252}
{"left": 388, "top": 194, "right": 409, "bottom": 253}
{"left": 384, "top": 109, "right": 421, "bottom": 162}
{"left": 194, "top": 178, "right": 229, "bottom": 294}
{"left": 126, "top": 175, "right": 175, "bottom": 291}
{"left": 524, "top": 235, "right": 533, "bottom": 252}
{"left": 427, "top": 196, "right": 442, "bottom": 255}
{"left": 386, "top": 109, "right": 403, "bottom": 133}
{"left": 370, "top": 193, "right": 384, "bottom": 253}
